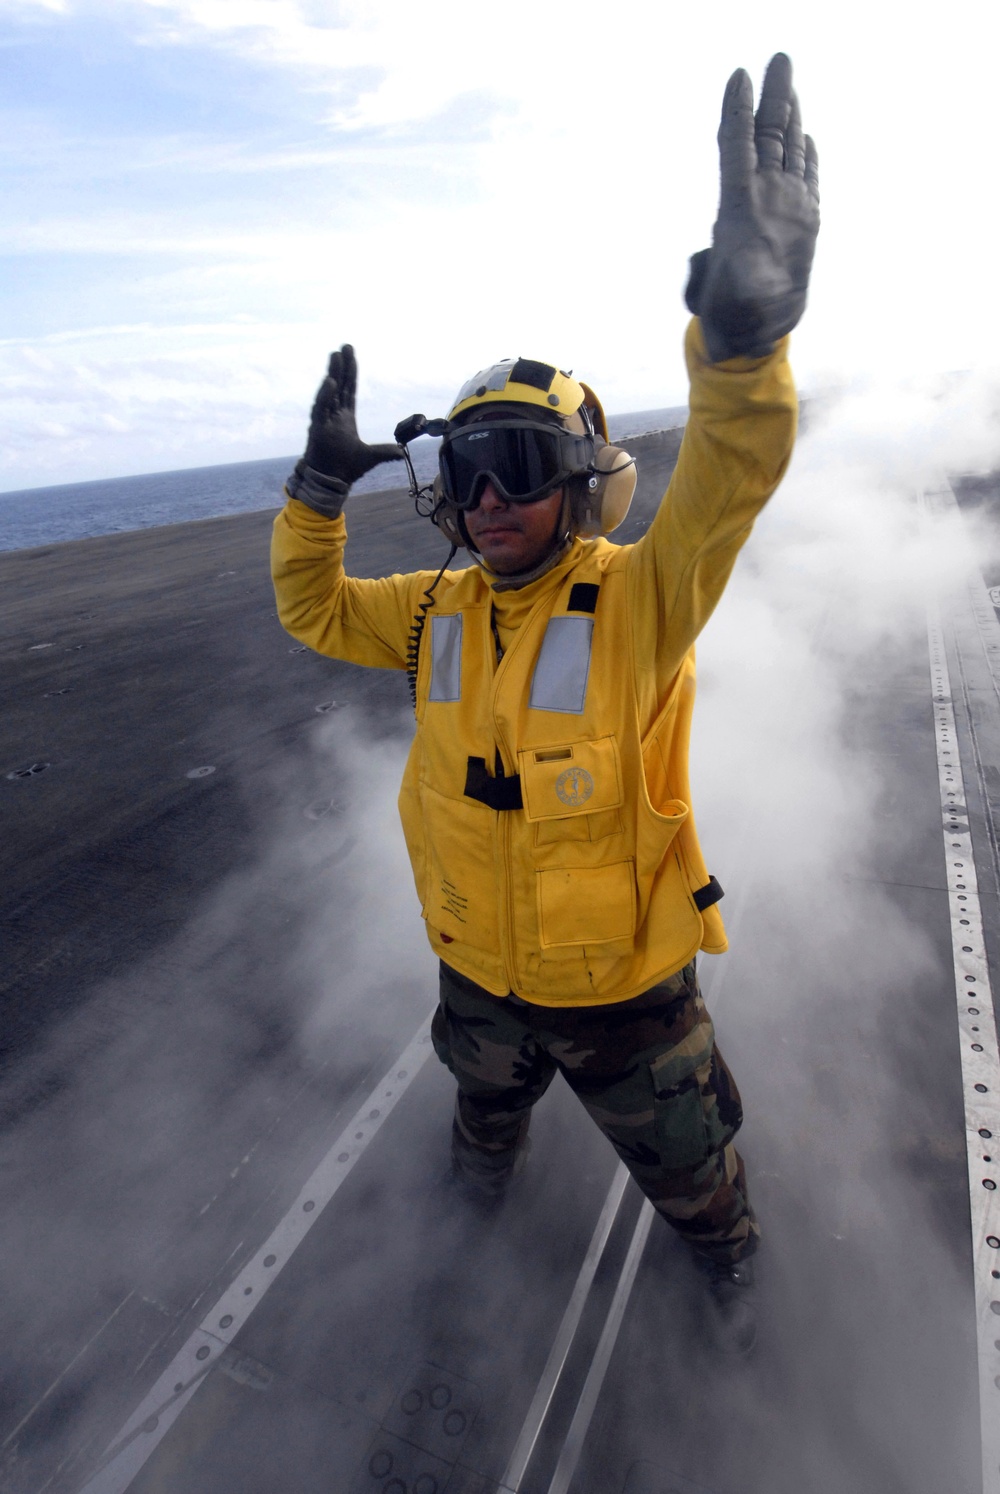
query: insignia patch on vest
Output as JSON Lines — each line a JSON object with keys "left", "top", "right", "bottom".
{"left": 555, "top": 766, "right": 594, "bottom": 807}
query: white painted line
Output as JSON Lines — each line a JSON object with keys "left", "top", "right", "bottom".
{"left": 77, "top": 1015, "right": 435, "bottom": 1494}
{"left": 1, "top": 1295, "right": 136, "bottom": 1457}
{"left": 544, "top": 1199, "right": 656, "bottom": 1494}
{"left": 499, "top": 1163, "right": 631, "bottom": 1492}
{"left": 922, "top": 500, "right": 1000, "bottom": 1494}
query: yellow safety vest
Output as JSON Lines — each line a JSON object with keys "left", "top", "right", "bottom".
{"left": 272, "top": 320, "right": 798, "bottom": 1007}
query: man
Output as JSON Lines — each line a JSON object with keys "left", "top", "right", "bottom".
{"left": 272, "top": 54, "right": 819, "bottom": 1352}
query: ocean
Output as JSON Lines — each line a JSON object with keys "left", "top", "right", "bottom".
{"left": 0, "top": 407, "right": 685, "bottom": 553}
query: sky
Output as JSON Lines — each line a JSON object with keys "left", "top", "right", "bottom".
{"left": 1, "top": 0, "right": 998, "bottom": 490}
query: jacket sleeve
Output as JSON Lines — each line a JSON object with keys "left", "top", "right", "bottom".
{"left": 271, "top": 496, "right": 430, "bottom": 669}
{"left": 626, "top": 317, "right": 798, "bottom": 711}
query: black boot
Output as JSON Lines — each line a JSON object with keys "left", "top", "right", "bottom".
{"left": 693, "top": 1252, "right": 757, "bottom": 1358}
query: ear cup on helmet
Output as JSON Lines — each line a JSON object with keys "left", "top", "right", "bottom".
{"left": 570, "top": 445, "right": 636, "bottom": 537}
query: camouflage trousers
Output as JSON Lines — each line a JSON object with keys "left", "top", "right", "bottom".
{"left": 432, "top": 960, "right": 758, "bottom": 1264}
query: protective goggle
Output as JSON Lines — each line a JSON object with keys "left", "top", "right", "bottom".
{"left": 438, "top": 421, "right": 595, "bottom": 510}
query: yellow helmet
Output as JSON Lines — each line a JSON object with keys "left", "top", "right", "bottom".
{"left": 394, "top": 357, "right": 635, "bottom": 563}
{"left": 448, "top": 357, "right": 610, "bottom": 442}
{"left": 436, "top": 357, "right": 633, "bottom": 555}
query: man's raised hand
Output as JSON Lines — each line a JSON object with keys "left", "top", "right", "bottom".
{"left": 287, "top": 345, "right": 401, "bottom": 516}
{"left": 686, "top": 53, "right": 820, "bottom": 363}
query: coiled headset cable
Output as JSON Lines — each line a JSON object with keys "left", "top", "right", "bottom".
{"left": 405, "top": 544, "right": 458, "bottom": 709}
{"left": 392, "top": 412, "right": 460, "bottom": 710}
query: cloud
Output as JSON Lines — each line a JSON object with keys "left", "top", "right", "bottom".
{"left": 2, "top": 0, "right": 999, "bottom": 485}
{"left": 0, "top": 0, "right": 70, "bottom": 13}
{"left": 0, "top": 322, "right": 310, "bottom": 484}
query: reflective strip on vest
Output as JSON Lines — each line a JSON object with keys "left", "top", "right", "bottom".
{"left": 529, "top": 616, "right": 594, "bottom": 714}
{"left": 429, "top": 614, "right": 463, "bottom": 702}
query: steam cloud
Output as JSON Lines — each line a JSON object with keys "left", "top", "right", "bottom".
{"left": 3, "top": 366, "right": 1000, "bottom": 1491}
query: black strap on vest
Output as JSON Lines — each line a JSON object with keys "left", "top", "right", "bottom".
{"left": 567, "top": 582, "right": 599, "bottom": 614}
{"left": 464, "top": 754, "right": 524, "bottom": 811}
{"left": 692, "top": 875, "right": 724, "bottom": 911}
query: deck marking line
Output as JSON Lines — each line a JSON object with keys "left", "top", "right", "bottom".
{"left": 76, "top": 1015, "right": 435, "bottom": 1494}
{"left": 1, "top": 1293, "right": 136, "bottom": 1455}
{"left": 927, "top": 605, "right": 1000, "bottom": 1493}
{"left": 923, "top": 483, "right": 1000, "bottom": 1494}
{"left": 498, "top": 1163, "right": 631, "bottom": 1492}
{"left": 544, "top": 1199, "right": 656, "bottom": 1494}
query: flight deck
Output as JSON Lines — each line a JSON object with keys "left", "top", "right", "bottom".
{"left": 2, "top": 427, "right": 998, "bottom": 1494}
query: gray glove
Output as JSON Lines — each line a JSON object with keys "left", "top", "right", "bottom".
{"left": 686, "top": 52, "right": 820, "bottom": 363}
{"left": 287, "top": 344, "right": 402, "bottom": 516}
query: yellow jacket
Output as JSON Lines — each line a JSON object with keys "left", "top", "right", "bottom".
{"left": 271, "top": 320, "right": 797, "bottom": 1006}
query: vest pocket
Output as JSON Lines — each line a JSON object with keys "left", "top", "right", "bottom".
{"left": 418, "top": 781, "right": 501, "bottom": 953}
{"left": 634, "top": 796, "right": 689, "bottom": 922}
{"left": 639, "top": 728, "right": 689, "bottom": 845}
{"left": 535, "top": 859, "right": 636, "bottom": 947}
{"left": 534, "top": 807, "right": 623, "bottom": 847}
{"left": 518, "top": 735, "right": 623, "bottom": 822}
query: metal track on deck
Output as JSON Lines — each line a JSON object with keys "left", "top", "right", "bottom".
{"left": 924, "top": 482, "right": 1000, "bottom": 1494}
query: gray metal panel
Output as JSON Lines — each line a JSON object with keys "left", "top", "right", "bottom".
{"left": 530, "top": 616, "right": 594, "bottom": 715}
{"left": 429, "top": 613, "right": 463, "bottom": 703}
